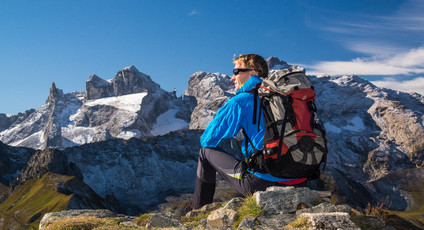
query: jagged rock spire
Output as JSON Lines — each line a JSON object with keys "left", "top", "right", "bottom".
{"left": 46, "top": 82, "right": 64, "bottom": 104}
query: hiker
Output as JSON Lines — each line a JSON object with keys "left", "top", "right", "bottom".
{"left": 193, "top": 54, "right": 307, "bottom": 209}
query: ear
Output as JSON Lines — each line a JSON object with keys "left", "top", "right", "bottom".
{"left": 251, "top": 69, "right": 258, "bottom": 76}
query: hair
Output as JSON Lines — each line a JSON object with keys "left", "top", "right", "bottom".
{"left": 233, "top": 54, "right": 269, "bottom": 78}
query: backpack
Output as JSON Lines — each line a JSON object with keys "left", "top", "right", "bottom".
{"left": 243, "top": 68, "right": 328, "bottom": 179}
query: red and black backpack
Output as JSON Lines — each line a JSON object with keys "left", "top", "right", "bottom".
{"left": 243, "top": 68, "right": 328, "bottom": 179}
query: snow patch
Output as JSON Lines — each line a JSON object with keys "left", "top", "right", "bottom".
{"left": 84, "top": 93, "right": 147, "bottom": 112}
{"left": 116, "top": 130, "right": 140, "bottom": 139}
{"left": 151, "top": 109, "right": 189, "bottom": 136}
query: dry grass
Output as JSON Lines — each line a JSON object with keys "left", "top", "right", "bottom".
{"left": 45, "top": 216, "right": 141, "bottom": 230}
{"left": 134, "top": 213, "right": 152, "bottom": 227}
{"left": 285, "top": 216, "right": 311, "bottom": 230}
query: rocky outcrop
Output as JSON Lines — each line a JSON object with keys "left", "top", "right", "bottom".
{"left": 39, "top": 186, "right": 397, "bottom": 229}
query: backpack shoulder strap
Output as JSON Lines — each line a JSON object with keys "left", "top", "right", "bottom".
{"left": 245, "top": 82, "right": 262, "bottom": 126}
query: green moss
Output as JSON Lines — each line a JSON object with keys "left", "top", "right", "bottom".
{"left": 0, "top": 172, "right": 74, "bottom": 229}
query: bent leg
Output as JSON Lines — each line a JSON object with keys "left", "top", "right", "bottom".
{"left": 193, "top": 147, "right": 275, "bottom": 209}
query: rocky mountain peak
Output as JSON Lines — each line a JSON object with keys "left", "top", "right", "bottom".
{"left": 120, "top": 65, "right": 139, "bottom": 73}
{"left": 46, "top": 82, "right": 64, "bottom": 104}
{"left": 113, "top": 65, "right": 159, "bottom": 96}
{"left": 85, "top": 65, "right": 161, "bottom": 101}
{"left": 267, "top": 56, "right": 290, "bottom": 69}
{"left": 85, "top": 74, "right": 113, "bottom": 100}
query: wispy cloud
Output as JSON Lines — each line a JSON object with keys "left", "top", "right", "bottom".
{"left": 307, "top": 0, "right": 424, "bottom": 78}
{"left": 371, "top": 77, "right": 424, "bottom": 95}
{"left": 307, "top": 46, "right": 424, "bottom": 76}
{"left": 187, "top": 9, "right": 200, "bottom": 16}
{"left": 304, "top": 0, "right": 424, "bottom": 95}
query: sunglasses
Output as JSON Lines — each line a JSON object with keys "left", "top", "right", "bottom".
{"left": 233, "top": 68, "right": 253, "bottom": 75}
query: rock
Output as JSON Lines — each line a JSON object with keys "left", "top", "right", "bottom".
{"left": 223, "top": 197, "right": 244, "bottom": 211}
{"left": 237, "top": 217, "right": 256, "bottom": 230}
{"left": 352, "top": 216, "right": 395, "bottom": 230}
{"left": 145, "top": 213, "right": 182, "bottom": 228}
{"left": 296, "top": 202, "right": 352, "bottom": 215}
{"left": 297, "top": 212, "right": 360, "bottom": 230}
{"left": 185, "top": 202, "right": 223, "bottom": 219}
{"left": 255, "top": 186, "right": 319, "bottom": 214}
{"left": 256, "top": 214, "right": 296, "bottom": 229}
{"left": 207, "top": 207, "right": 238, "bottom": 228}
{"left": 85, "top": 74, "right": 113, "bottom": 100}
{"left": 39, "top": 209, "right": 116, "bottom": 230}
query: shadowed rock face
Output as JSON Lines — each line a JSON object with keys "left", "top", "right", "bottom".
{"left": 10, "top": 148, "right": 83, "bottom": 192}
{"left": 0, "top": 141, "right": 34, "bottom": 185}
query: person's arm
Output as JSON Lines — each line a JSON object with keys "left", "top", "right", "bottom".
{"left": 200, "top": 99, "right": 242, "bottom": 147}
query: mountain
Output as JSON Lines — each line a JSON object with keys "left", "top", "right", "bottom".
{"left": 0, "top": 66, "right": 192, "bottom": 150}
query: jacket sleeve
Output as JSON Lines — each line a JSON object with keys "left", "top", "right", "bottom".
{"left": 200, "top": 99, "right": 242, "bottom": 147}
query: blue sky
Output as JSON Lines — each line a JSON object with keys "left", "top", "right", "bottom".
{"left": 1, "top": 0, "right": 423, "bottom": 115}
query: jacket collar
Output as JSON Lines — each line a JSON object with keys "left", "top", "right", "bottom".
{"left": 236, "top": 75, "right": 262, "bottom": 95}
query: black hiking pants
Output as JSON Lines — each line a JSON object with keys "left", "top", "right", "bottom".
{"left": 193, "top": 147, "right": 304, "bottom": 209}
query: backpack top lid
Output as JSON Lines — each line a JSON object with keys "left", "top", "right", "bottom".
{"left": 260, "top": 68, "right": 313, "bottom": 95}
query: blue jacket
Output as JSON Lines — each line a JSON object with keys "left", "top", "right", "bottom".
{"left": 200, "top": 75, "right": 297, "bottom": 182}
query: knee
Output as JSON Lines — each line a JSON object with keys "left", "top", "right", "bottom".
{"left": 198, "top": 147, "right": 210, "bottom": 160}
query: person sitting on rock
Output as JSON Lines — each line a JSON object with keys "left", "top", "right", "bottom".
{"left": 193, "top": 54, "right": 307, "bottom": 209}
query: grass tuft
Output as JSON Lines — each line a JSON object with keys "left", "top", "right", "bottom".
{"left": 232, "top": 194, "right": 263, "bottom": 229}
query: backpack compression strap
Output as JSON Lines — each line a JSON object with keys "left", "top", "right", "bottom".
{"left": 241, "top": 128, "right": 261, "bottom": 172}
